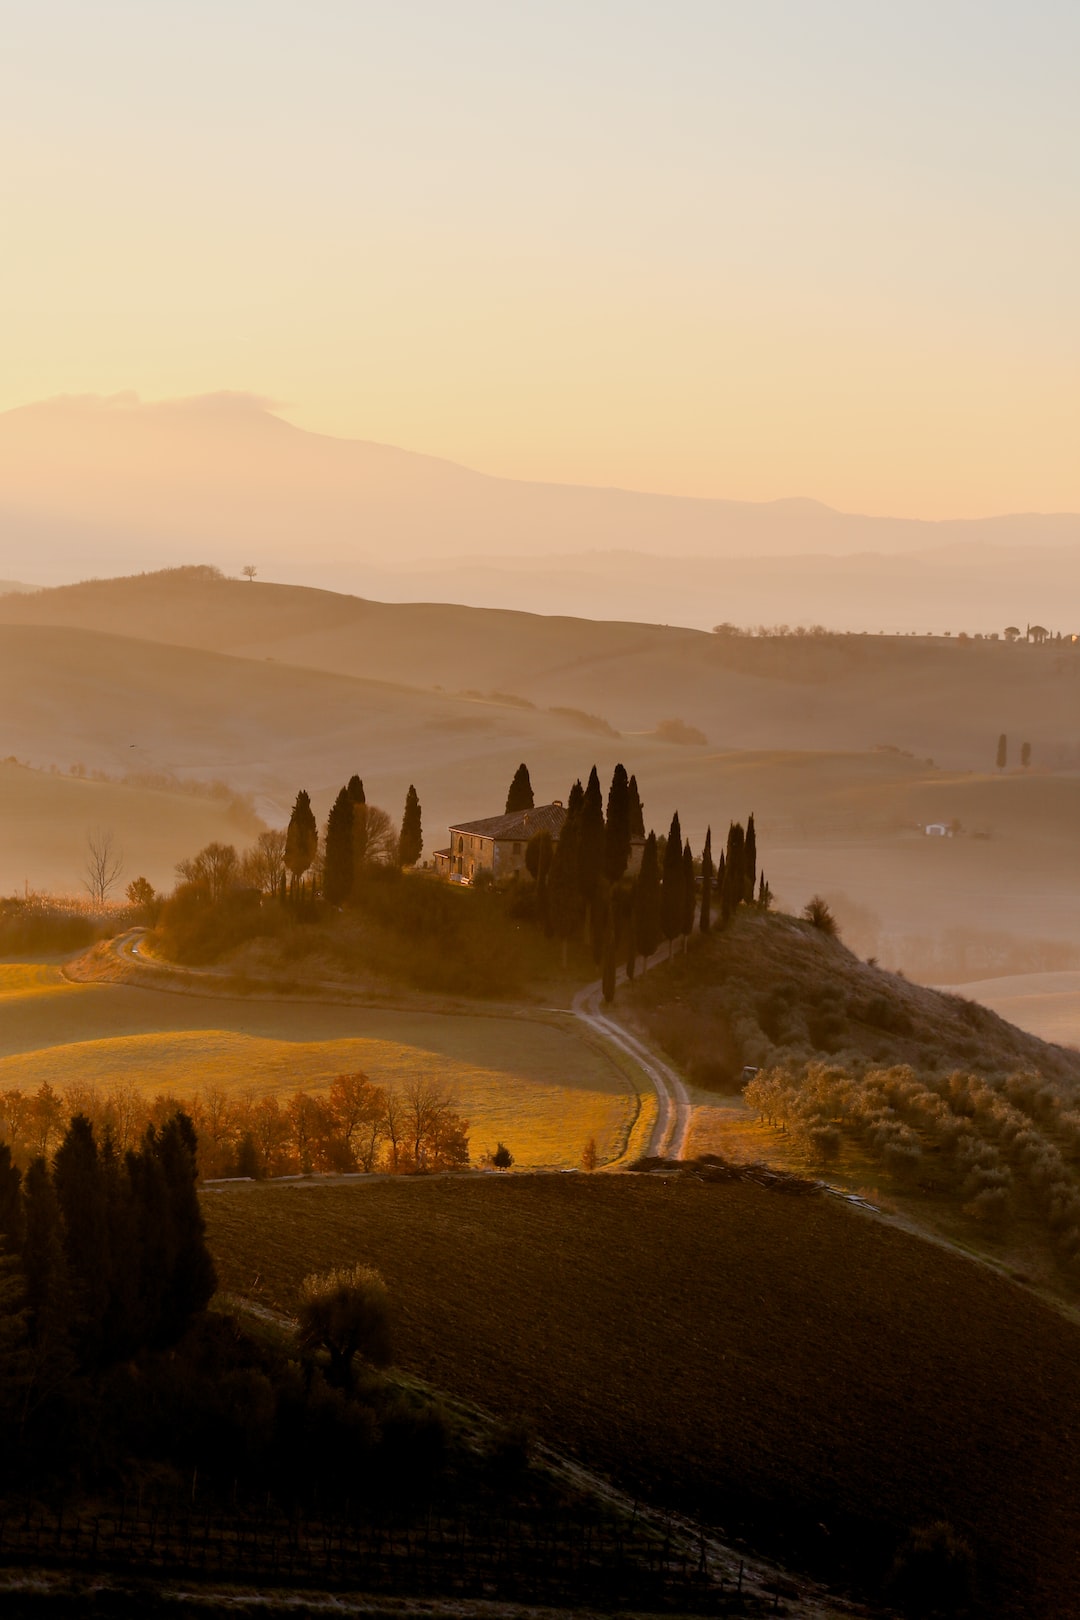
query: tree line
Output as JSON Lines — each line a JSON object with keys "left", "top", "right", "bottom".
{"left": 0, "top": 1109, "right": 216, "bottom": 1441}
{"left": 0, "top": 1075, "right": 469, "bottom": 1180}
{"left": 505, "top": 760, "right": 767, "bottom": 1001}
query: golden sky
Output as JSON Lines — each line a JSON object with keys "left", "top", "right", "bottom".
{"left": 4, "top": 2, "right": 1078, "bottom": 518}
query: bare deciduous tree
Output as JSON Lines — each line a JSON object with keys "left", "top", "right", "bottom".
{"left": 84, "top": 827, "right": 124, "bottom": 904}
{"left": 241, "top": 564, "right": 257, "bottom": 583}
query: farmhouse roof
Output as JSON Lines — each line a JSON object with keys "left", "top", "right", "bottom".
{"left": 450, "top": 803, "right": 567, "bottom": 840}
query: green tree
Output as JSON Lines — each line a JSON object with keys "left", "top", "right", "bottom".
{"left": 398, "top": 784, "right": 423, "bottom": 867}
{"left": 125, "top": 876, "right": 157, "bottom": 922}
{"left": 996, "top": 733, "right": 1007, "bottom": 770}
{"left": 699, "top": 827, "right": 713, "bottom": 935}
{"left": 298, "top": 1263, "right": 391, "bottom": 1388}
{"left": 579, "top": 766, "right": 606, "bottom": 908}
{"left": 0, "top": 1145, "right": 23, "bottom": 1250}
{"left": 525, "top": 829, "right": 554, "bottom": 931}
{"left": 1021, "top": 740, "right": 1032, "bottom": 769}
{"left": 744, "top": 812, "right": 757, "bottom": 903}
{"left": 681, "top": 840, "right": 696, "bottom": 941}
{"left": 52, "top": 1116, "right": 110, "bottom": 1369}
{"left": 323, "top": 786, "right": 355, "bottom": 904}
{"left": 547, "top": 799, "right": 584, "bottom": 964}
{"left": 604, "top": 764, "right": 631, "bottom": 881}
{"left": 661, "top": 812, "right": 684, "bottom": 954}
{"left": 505, "top": 763, "right": 534, "bottom": 813}
{"left": 627, "top": 774, "right": 645, "bottom": 838}
{"left": 634, "top": 833, "right": 661, "bottom": 958}
{"left": 153, "top": 1112, "right": 217, "bottom": 1346}
{"left": 285, "top": 789, "right": 319, "bottom": 898}
{"left": 722, "top": 821, "right": 745, "bottom": 924}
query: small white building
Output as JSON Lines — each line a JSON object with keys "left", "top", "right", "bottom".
{"left": 924, "top": 822, "right": 952, "bottom": 837}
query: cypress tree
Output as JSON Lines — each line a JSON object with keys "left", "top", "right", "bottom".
{"left": 505, "top": 763, "right": 535, "bottom": 813}
{"left": 21, "top": 1158, "right": 73, "bottom": 1388}
{"left": 101, "top": 1130, "right": 140, "bottom": 1362}
{"left": 744, "top": 813, "right": 757, "bottom": 903}
{"left": 722, "top": 821, "right": 745, "bottom": 923}
{"left": 53, "top": 1116, "right": 109, "bottom": 1368}
{"left": 700, "top": 827, "right": 713, "bottom": 935}
{"left": 323, "top": 786, "right": 355, "bottom": 904}
{"left": 661, "top": 812, "right": 684, "bottom": 955}
{"left": 758, "top": 870, "right": 771, "bottom": 909}
{"left": 154, "top": 1113, "right": 217, "bottom": 1346}
{"left": 566, "top": 778, "right": 585, "bottom": 819}
{"left": 635, "top": 833, "right": 662, "bottom": 958}
{"left": 682, "top": 840, "right": 696, "bottom": 942}
{"left": 579, "top": 766, "right": 606, "bottom": 909}
{"left": 547, "top": 801, "right": 583, "bottom": 965}
{"left": 604, "top": 764, "right": 632, "bottom": 881}
{"left": 627, "top": 774, "right": 645, "bottom": 839}
{"left": 285, "top": 789, "right": 319, "bottom": 899}
{"left": 996, "top": 733, "right": 1007, "bottom": 770}
{"left": 347, "top": 776, "right": 366, "bottom": 804}
{"left": 0, "top": 1145, "right": 23, "bottom": 1250}
{"left": 589, "top": 878, "right": 611, "bottom": 964}
{"left": 398, "top": 784, "right": 423, "bottom": 867}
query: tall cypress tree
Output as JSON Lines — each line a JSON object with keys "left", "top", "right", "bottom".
{"left": 604, "top": 764, "right": 632, "bottom": 881}
{"left": 0, "top": 1240, "right": 31, "bottom": 1442}
{"left": 323, "top": 786, "right": 355, "bottom": 904}
{"left": 155, "top": 1113, "right": 217, "bottom": 1347}
{"left": 996, "top": 734, "right": 1007, "bottom": 770}
{"left": 0, "top": 1145, "right": 23, "bottom": 1250}
{"left": 722, "top": 821, "right": 745, "bottom": 924}
{"left": 627, "top": 775, "right": 645, "bottom": 839}
{"left": 547, "top": 800, "right": 584, "bottom": 965}
{"left": 399, "top": 784, "right": 423, "bottom": 867}
{"left": 347, "top": 776, "right": 366, "bottom": 804}
{"left": 744, "top": 813, "right": 757, "bottom": 903}
{"left": 579, "top": 766, "right": 606, "bottom": 909}
{"left": 505, "top": 763, "right": 535, "bottom": 813}
{"left": 566, "top": 778, "right": 585, "bottom": 819}
{"left": 53, "top": 1116, "right": 109, "bottom": 1368}
{"left": 661, "top": 812, "right": 684, "bottom": 955}
{"left": 21, "top": 1158, "right": 73, "bottom": 1389}
{"left": 634, "top": 833, "right": 662, "bottom": 958}
{"left": 285, "top": 790, "right": 319, "bottom": 899}
{"left": 682, "top": 840, "right": 696, "bottom": 942}
{"left": 699, "top": 827, "right": 713, "bottom": 935}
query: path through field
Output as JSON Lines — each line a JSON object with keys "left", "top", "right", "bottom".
{"left": 571, "top": 946, "right": 694, "bottom": 1159}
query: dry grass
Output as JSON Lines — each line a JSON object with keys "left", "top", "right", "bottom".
{"left": 203, "top": 1173, "right": 1080, "bottom": 1618}
{"left": 0, "top": 962, "right": 639, "bottom": 1169}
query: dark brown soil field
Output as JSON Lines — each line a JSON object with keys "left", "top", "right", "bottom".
{"left": 204, "top": 1174, "right": 1080, "bottom": 1618}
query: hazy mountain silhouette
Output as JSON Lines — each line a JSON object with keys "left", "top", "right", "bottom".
{"left": 3, "top": 395, "right": 1079, "bottom": 600}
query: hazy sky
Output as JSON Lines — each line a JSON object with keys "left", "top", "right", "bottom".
{"left": 4, "top": 2, "right": 1078, "bottom": 517}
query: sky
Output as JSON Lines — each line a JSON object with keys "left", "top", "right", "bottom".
{"left": 3, "top": 1, "right": 1078, "bottom": 518}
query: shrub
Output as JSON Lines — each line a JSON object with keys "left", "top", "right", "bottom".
{"left": 297, "top": 1264, "right": 391, "bottom": 1387}
{"left": 803, "top": 896, "right": 839, "bottom": 936}
{"left": 491, "top": 1142, "right": 514, "bottom": 1169}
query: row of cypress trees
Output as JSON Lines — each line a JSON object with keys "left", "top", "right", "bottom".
{"left": 515, "top": 760, "right": 763, "bottom": 1000}
{"left": 0, "top": 1112, "right": 217, "bottom": 1442}
{"left": 286, "top": 776, "right": 424, "bottom": 905}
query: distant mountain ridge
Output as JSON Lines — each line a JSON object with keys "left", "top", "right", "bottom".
{"left": 2, "top": 393, "right": 1078, "bottom": 592}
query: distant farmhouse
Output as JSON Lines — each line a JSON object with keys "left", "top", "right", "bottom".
{"left": 434, "top": 800, "right": 646, "bottom": 883}
{"left": 434, "top": 802, "right": 567, "bottom": 883}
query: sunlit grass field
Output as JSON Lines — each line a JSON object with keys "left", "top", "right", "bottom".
{"left": 0, "top": 959, "right": 640, "bottom": 1168}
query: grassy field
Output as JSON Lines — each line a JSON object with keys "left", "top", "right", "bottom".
{"left": 0, "top": 960, "right": 639, "bottom": 1168}
{"left": 203, "top": 1172, "right": 1080, "bottom": 1618}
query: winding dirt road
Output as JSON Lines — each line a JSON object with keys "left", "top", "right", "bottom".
{"left": 571, "top": 948, "right": 694, "bottom": 1160}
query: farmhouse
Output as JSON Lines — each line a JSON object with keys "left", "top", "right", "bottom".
{"left": 924, "top": 822, "right": 952, "bottom": 837}
{"left": 434, "top": 802, "right": 567, "bottom": 882}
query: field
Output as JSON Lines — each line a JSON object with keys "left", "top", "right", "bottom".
{"left": 0, "top": 958, "right": 641, "bottom": 1169}
{"left": 203, "top": 1172, "right": 1080, "bottom": 1618}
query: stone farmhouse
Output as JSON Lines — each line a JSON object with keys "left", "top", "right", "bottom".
{"left": 434, "top": 802, "right": 567, "bottom": 883}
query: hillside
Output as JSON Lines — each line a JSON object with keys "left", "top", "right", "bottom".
{"left": 0, "top": 758, "right": 262, "bottom": 896}
{"left": 5, "top": 572, "right": 1080, "bottom": 993}
{"left": 204, "top": 1172, "right": 1080, "bottom": 1618}
{"left": 4, "top": 568, "right": 1079, "bottom": 772}
{"left": 623, "top": 910, "right": 1080, "bottom": 1300}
